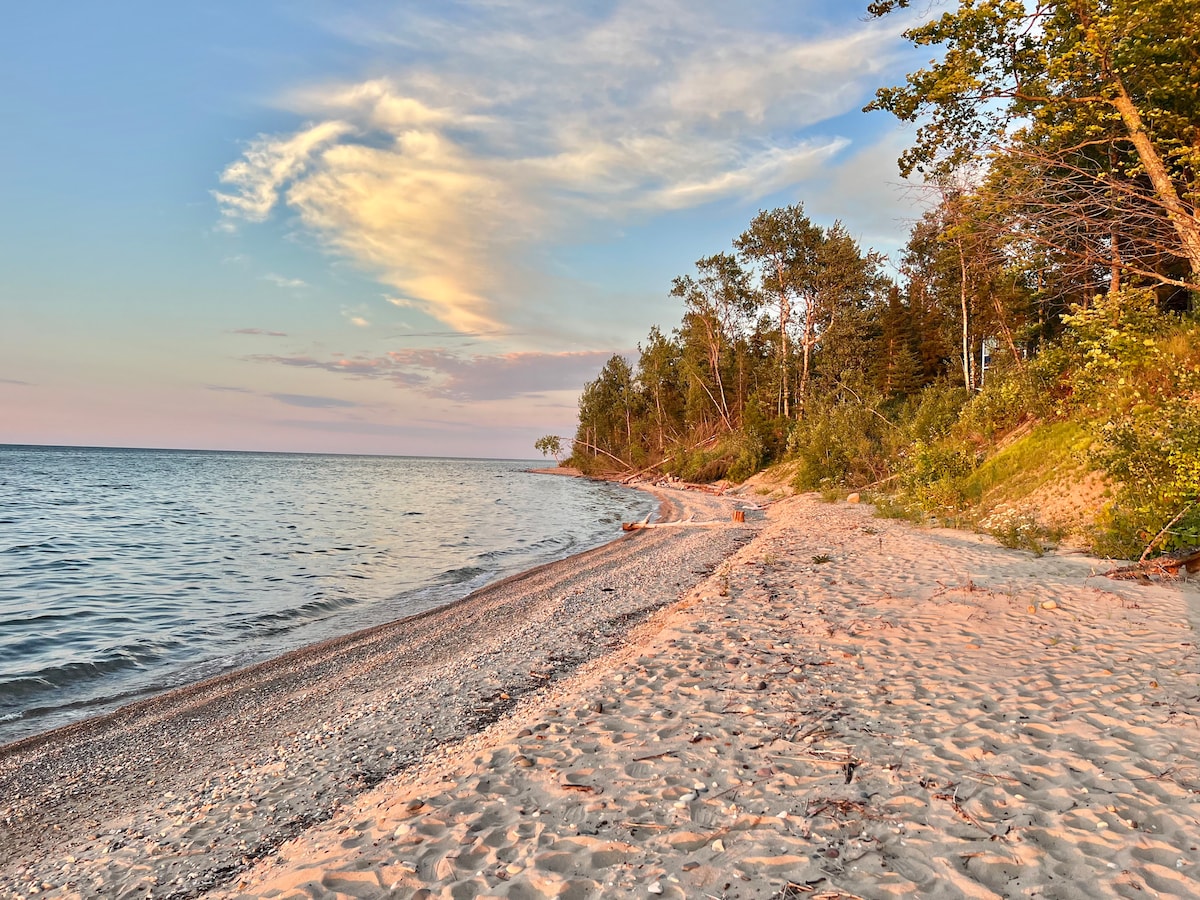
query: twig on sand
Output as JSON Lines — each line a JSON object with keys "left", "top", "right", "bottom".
{"left": 1106, "top": 545, "right": 1200, "bottom": 581}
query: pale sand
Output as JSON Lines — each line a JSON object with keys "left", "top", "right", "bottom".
{"left": 6, "top": 493, "right": 1200, "bottom": 899}
{"left": 209, "top": 495, "right": 1199, "bottom": 900}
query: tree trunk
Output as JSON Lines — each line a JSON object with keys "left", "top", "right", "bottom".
{"left": 1109, "top": 79, "right": 1200, "bottom": 279}
{"left": 798, "top": 301, "right": 815, "bottom": 412}
{"left": 774, "top": 259, "right": 791, "bottom": 419}
{"left": 956, "top": 237, "right": 973, "bottom": 390}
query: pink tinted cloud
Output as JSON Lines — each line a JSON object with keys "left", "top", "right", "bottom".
{"left": 251, "top": 348, "right": 616, "bottom": 401}
{"left": 230, "top": 328, "right": 289, "bottom": 337}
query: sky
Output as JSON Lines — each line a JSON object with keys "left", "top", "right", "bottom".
{"left": 0, "top": 0, "right": 929, "bottom": 459}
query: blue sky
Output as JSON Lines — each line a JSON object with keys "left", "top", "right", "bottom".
{"left": 1, "top": 0, "right": 927, "bottom": 457}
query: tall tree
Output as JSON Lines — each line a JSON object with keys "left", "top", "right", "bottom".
{"left": 635, "top": 326, "right": 684, "bottom": 454}
{"left": 670, "top": 253, "right": 754, "bottom": 431}
{"left": 868, "top": 0, "right": 1200, "bottom": 286}
{"left": 735, "top": 205, "right": 824, "bottom": 417}
{"left": 574, "top": 354, "right": 639, "bottom": 467}
{"left": 874, "top": 284, "right": 924, "bottom": 400}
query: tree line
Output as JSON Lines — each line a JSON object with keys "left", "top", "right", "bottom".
{"left": 552, "top": 0, "right": 1200, "bottom": 558}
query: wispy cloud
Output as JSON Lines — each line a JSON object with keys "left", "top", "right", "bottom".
{"left": 0, "top": 378, "right": 32, "bottom": 386}
{"left": 252, "top": 348, "right": 616, "bottom": 402}
{"left": 262, "top": 273, "right": 309, "bottom": 290}
{"left": 205, "top": 384, "right": 255, "bottom": 393}
{"left": 229, "top": 327, "right": 289, "bottom": 337}
{"left": 216, "top": 1, "right": 913, "bottom": 335}
{"left": 268, "top": 392, "right": 362, "bottom": 409}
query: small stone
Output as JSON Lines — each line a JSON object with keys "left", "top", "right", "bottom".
{"left": 1041, "top": 600, "right": 1059, "bottom": 611}
{"left": 405, "top": 799, "right": 424, "bottom": 812}
{"left": 506, "top": 864, "right": 523, "bottom": 875}
{"left": 754, "top": 681, "right": 768, "bottom": 691}
{"left": 516, "top": 728, "right": 533, "bottom": 738}
{"left": 711, "top": 839, "right": 725, "bottom": 852}
{"left": 589, "top": 701, "right": 604, "bottom": 714}
{"left": 514, "top": 755, "right": 534, "bottom": 768}
{"left": 1027, "top": 605, "right": 1037, "bottom": 614}
{"left": 680, "top": 791, "right": 698, "bottom": 802}
{"left": 648, "top": 881, "right": 664, "bottom": 894}
{"left": 846, "top": 492, "right": 861, "bottom": 503}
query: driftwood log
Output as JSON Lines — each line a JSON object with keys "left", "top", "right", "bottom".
{"left": 1106, "top": 548, "right": 1200, "bottom": 581}
{"left": 622, "top": 511, "right": 748, "bottom": 531}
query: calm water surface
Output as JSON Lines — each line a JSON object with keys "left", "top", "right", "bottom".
{"left": 0, "top": 446, "right": 653, "bottom": 744}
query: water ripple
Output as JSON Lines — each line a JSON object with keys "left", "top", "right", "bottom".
{"left": 0, "top": 447, "right": 653, "bottom": 743}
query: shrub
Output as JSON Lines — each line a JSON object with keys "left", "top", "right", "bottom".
{"left": 982, "top": 509, "right": 1059, "bottom": 556}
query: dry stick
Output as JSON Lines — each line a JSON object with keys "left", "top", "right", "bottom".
{"left": 633, "top": 750, "right": 678, "bottom": 762}
{"left": 1140, "top": 501, "right": 1197, "bottom": 563}
{"left": 621, "top": 519, "right": 734, "bottom": 531}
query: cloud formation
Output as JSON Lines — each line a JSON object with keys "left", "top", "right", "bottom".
{"left": 229, "top": 327, "right": 289, "bottom": 337}
{"left": 268, "top": 392, "right": 362, "bottom": 409}
{"left": 216, "top": 1, "right": 910, "bottom": 335}
{"left": 253, "top": 348, "right": 617, "bottom": 402}
{"left": 261, "top": 273, "right": 309, "bottom": 290}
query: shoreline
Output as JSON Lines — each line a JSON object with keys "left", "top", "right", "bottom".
{"left": 4, "top": 491, "right": 1199, "bottom": 898}
{"left": 217, "top": 495, "right": 1200, "bottom": 900}
{"left": 0, "top": 483, "right": 756, "bottom": 898}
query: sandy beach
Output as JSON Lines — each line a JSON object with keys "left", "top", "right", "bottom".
{"left": 3, "top": 488, "right": 1199, "bottom": 899}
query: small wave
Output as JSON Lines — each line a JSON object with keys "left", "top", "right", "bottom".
{"left": 0, "top": 610, "right": 87, "bottom": 630}
{"left": 0, "top": 650, "right": 162, "bottom": 701}
{"left": 474, "top": 534, "right": 573, "bottom": 562}
{"left": 237, "top": 593, "right": 363, "bottom": 634}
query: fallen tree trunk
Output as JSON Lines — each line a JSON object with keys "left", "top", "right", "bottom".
{"left": 1105, "top": 548, "right": 1200, "bottom": 582}
{"left": 622, "top": 513, "right": 748, "bottom": 531}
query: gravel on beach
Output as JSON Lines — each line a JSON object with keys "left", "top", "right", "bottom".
{"left": 0, "top": 486, "right": 757, "bottom": 899}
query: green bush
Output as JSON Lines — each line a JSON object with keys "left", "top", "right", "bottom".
{"left": 983, "top": 509, "right": 1059, "bottom": 556}
{"left": 897, "top": 380, "right": 972, "bottom": 445}
{"left": 1091, "top": 395, "right": 1200, "bottom": 557}
{"left": 1053, "top": 294, "right": 1200, "bottom": 558}
{"left": 786, "top": 397, "right": 891, "bottom": 491}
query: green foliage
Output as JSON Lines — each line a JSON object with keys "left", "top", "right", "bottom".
{"left": 1051, "top": 293, "right": 1200, "bottom": 557}
{"left": 898, "top": 439, "right": 975, "bottom": 519}
{"left": 534, "top": 435, "right": 563, "bottom": 461}
{"left": 1058, "top": 290, "right": 1172, "bottom": 412}
{"left": 895, "top": 380, "right": 971, "bottom": 445}
{"left": 962, "top": 420, "right": 1091, "bottom": 506}
{"left": 1092, "top": 395, "right": 1200, "bottom": 557}
{"left": 983, "top": 510, "right": 1059, "bottom": 557}
{"left": 786, "top": 385, "right": 892, "bottom": 491}
{"left": 870, "top": 493, "right": 924, "bottom": 524}
{"left": 668, "top": 444, "right": 734, "bottom": 483}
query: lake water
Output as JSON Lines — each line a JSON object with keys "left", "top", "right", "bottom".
{"left": 0, "top": 446, "right": 653, "bottom": 744}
